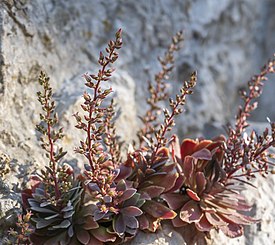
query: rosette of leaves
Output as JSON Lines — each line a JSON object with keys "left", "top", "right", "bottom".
{"left": 116, "top": 147, "right": 177, "bottom": 232}
{"left": 84, "top": 177, "right": 144, "bottom": 244}
{"left": 162, "top": 137, "right": 257, "bottom": 238}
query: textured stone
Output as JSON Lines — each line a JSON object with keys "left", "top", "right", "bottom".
{"left": 127, "top": 224, "right": 186, "bottom": 245}
{"left": 0, "top": 0, "right": 275, "bottom": 244}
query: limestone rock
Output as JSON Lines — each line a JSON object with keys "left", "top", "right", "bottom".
{"left": 126, "top": 224, "right": 186, "bottom": 245}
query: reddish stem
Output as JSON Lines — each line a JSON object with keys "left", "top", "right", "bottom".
{"left": 45, "top": 99, "right": 60, "bottom": 200}
{"left": 87, "top": 49, "right": 115, "bottom": 170}
{"left": 151, "top": 92, "right": 187, "bottom": 162}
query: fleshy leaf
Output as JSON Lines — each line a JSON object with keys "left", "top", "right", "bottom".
{"left": 186, "top": 189, "right": 200, "bottom": 201}
{"left": 192, "top": 148, "right": 212, "bottom": 160}
{"left": 195, "top": 214, "right": 213, "bottom": 232}
{"left": 180, "top": 200, "right": 203, "bottom": 223}
{"left": 220, "top": 223, "right": 244, "bottom": 238}
{"left": 52, "top": 219, "right": 71, "bottom": 229}
{"left": 182, "top": 156, "right": 194, "bottom": 180}
{"left": 161, "top": 193, "right": 187, "bottom": 210}
{"left": 172, "top": 215, "right": 187, "bottom": 227}
{"left": 137, "top": 214, "right": 149, "bottom": 230}
{"left": 121, "top": 206, "right": 143, "bottom": 216}
{"left": 205, "top": 212, "right": 227, "bottom": 226}
{"left": 142, "top": 200, "right": 177, "bottom": 219}
{"left": 180, "top": 139, "right": 197, "bottom": 159}
{"left": 82, "top": 217, "right": 99, "bottom": 230}
{"left": 119, "top": 188, "right": 137, "bottom": 202}
{"left": 196, "top": 172, "right": 206, "bottom": 194}
{"left": 92, "top": 226, "right": 117, "bottom": 242}
{"left": 114, "top": 214, "right": 126, "bottom": 234}
{"left": 76, "top": 229, "right": 90, "bottom": 244}
{"left": 140, "top": 186, "right": 165, "bottom": 198}
{"left": 124, "top": 216, "right": 139, "bottom": 229}
{"left": 167, "top": 174, "right": 185, "bottom": 193}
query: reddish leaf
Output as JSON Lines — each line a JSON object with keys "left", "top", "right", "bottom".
{"left": 124, "top": 216, "right": 139, "bottom": 229}
{"left": 186, "top": 189, "right": 200, "bottom": 201}
{"left": 119, "top": 188, "right": 136, "bottom": 202}
{"left": 161, "top": 193, "right": 188, "bottom": 210}
{"left": 140, "top": 186, "right": 165, "bottom": 198}
{"left": 137, "top": 214, "right": 149, "bottom": 230}
{"left": 219, "top": 213, "right": 259, "bottom": 225}
{"left": 87, "top": 235, "right": 103, "bottom": 245}
{"left": 121, "top": 206, "right": 143, "bottom": 216}
{"left": 180, "top": 200, "right": 203, "bottom": 223}
{"left": 205, "top": 212, "right": 227, "bottom": 226}
{"left": 116, "top": 165, "right": 132, "bottom": 182}
{"left": 144, "top": 172, "right": 178, "bottom": 192}
{"left": 172, "top": 215, "right": 187, "bottom": 227}
{"left": 168, "top": 174, "right": 185, "bottom": 193}
{"left": 92, "top": 226, "right": 117, "bottom": 242}
{"left": 195, "top": 214, "right": 213, "bottom": 232}
{"left": 76, "top": 229, "right": 90, "bottom": 244}
{"left": 156, "top": 147, "right": 169, "bottom": 158}
{"left": 116, "top": 179, "right": 127, "bottom": 192}
{"left": 192, "top": 148, "right": 212, "bottom": 160}
{"left": 82, "top": 217, "right": 99, "bottom": 230}
{"left": 194, "top": 140, "right": 212, "bottom": 152}
{"left": 182, "top": 156, "right": 194, "bottom": 180}
{"left": 220, "top": 223, "right": 244, "bottom": 238}
{"left": 196, "top": 172, "right": 206, "bottom": 194}
{"left": 113, "top": 214, "right": 126, "bottom": 234}
{"left": 180, "top": 139, "right": 197, "bottom": 159}
{"left": 142, "top": 200, "right": 176, "bottom": 219}
{"left": 21, "top": 189, "right": 32, "bottom": 209}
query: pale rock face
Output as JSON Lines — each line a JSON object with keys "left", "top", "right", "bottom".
{"left": 126, "top": 224, "right": 187, "bottom": 245}
{"left": 0, "top": 0, "right": 274, "bottom": 244}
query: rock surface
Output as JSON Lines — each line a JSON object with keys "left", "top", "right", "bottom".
{"left": 0, "top": 0, "right": 275, "bottom": 244}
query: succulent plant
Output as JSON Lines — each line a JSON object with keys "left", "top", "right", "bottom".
{"left": 13, "top": 29, "right": 275, "bottom": 245}
{"left": 82, "top": 177, "right": 144, "bottom": 244}
{"left": 162, "top": 137, "right": 257, "bottom": 238}
{"left": 116, "top": 147, "right": 177, "bottom": 232}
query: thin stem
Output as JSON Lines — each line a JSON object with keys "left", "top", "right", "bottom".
{"left": 87, "top": 49, "right": 115, "bottom": 170}
{"left": 45, "top": 98, "right": 60, "bottom": 200}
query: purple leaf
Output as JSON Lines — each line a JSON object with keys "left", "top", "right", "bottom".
{"left": 186, "top": 189, "right": 200, "bottom": 201}
{"left": 161, "top": 193, "right": 187, "bottom": 210}
{"left": 121, "top": 206, "right": 143, "bottom": 216}
{"left": 119, "top": 188, "right": 137, "bottom": 202}
{"left": 180, "top": 200, "right": 203, "bottom": 223}
{"left": 124, "top": 216, "right": 139, "bottom": 229}
{"left": 180, "top": 139, "right": 197, "bottom": 160}
{"left": 116, "top": 180, "right": 127, "bottom": 192}
{"left": 172, "top": 215, "right": 187, "bottom": 227}
{"left": 195, "top": 172, "right": 206, "bottom": 194}
{"left": 192, "top": 148, "right": 212, "bottom": 160}
{"left": 182, "top": 156, "right": 194, "bottom": 181}
{"left": 92, "top": 226, "right": 117, "bottom": 242}
{"left": 142, "top": 200, "right": 177, "bottom": 219}
{"left": 115, "top": 165, "right": 132, "bottom": 182}
{"left": 140, "top": 186, "right": 165, "bottom": 198}
{"left": 220, "top": 223, "right": 244, "bottom": 238}
{"left": 94, "top": 210, "right": 106, "bottom": 221}
{"left": 123, "top": 193, "right": 141, "bottom": 207}
{"left": 167, "top": 174, "right": 185, "bottom": 193}
{"left": 82, "top": 217, "right": 99, "bottom": 230}
{"left": 195, "top": 214, "right": 213, "bottom": 232}
{"left": 205, "top": 212, "right": 227, "bottom": 226}
{"left": 76, "top": 229, "right": 90, "bottom": 244}
{"left": 137, "top": 214, "right": 149, "bottom": 230}
{"left": 114, "top": 214, "right": 126, "bottom": 234}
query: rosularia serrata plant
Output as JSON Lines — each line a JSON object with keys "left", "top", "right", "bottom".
{"left": 5, "top": 29, "right": 275, "bottom": 245}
